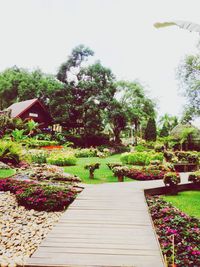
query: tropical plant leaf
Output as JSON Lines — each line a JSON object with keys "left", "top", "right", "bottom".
{"left": 154, "top": 20, "right": 200, "bottom": 34}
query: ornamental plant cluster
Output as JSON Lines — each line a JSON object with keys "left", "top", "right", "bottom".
{"left": 147, "top": 196, "right": 200, "bottom": 267}
{"left": 0, "top": 178, "right": 76, "bottom": 211}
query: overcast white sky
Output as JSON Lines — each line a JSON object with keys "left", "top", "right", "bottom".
{"left": 0, "top": 0, "right": 200, "bottom": 123}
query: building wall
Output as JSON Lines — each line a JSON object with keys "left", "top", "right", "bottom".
{"left": 19, "top": 102, "right": 51, "bottom": 127}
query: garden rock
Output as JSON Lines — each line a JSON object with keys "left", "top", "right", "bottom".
{"left": 0, "top": 192, "right": 62, "bottom": 266}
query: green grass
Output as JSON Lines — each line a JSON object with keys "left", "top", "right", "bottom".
{"left": 0, "top": 169, "right": 15, "bottom": 179}
{"left": 64, "top": 154, "right": 133, "bottom": 184}
{"left": 163, "top": 191, "right": 200, "bottom": 219}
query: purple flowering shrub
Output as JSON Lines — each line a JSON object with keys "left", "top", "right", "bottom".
{"left": 147, "top": 195, "right": 200, "bottom": 266}
{"left": 0, "top": 178, "right": 76, "bottom": 211}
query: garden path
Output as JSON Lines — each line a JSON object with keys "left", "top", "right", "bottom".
{"left": 26, "top": 173, "right": 188, "bottom": 267}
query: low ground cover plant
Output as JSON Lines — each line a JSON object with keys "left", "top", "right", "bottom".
{"left": 0, "top": 178, "right": 76, "bottom": 211}
{"left": 147, "top": 195, "right": 200, "bottom": 267}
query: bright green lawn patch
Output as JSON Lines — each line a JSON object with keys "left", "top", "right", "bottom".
{"left": 0, "top": 169, "right": 15, "bottom": 179}
{"left": 163, "top": 191, "right": 200, "bottom": 219}
{"left": 64, "top": 154, "right": 133, "bottom": 184}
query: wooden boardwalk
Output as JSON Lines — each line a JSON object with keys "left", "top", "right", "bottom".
{"left": 25, "top": 178, "right": 171, "bottom": 267}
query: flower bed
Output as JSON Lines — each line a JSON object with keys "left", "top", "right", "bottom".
{"left": 0, "top": 178, "right": 76, "bottom": 211}
{"left": 147, "top": 195, "right": 200, "bottom": 267}
{"left": 127, "top": 168, "right": 165, "bottom": 181}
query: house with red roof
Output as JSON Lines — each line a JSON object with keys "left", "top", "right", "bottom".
{"left": 6, "top": 98, "right": 51, "bottom": 127}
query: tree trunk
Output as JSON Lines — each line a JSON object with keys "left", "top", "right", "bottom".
{"left": 118, "top": 175, "right": 124, "bottom": 182}
{"left": 89, "top": 170, "right": 94, "bottom": 179}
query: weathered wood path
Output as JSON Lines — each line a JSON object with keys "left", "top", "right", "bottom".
{"left": 26, "top": 174, "right": 188, "bottom": 267}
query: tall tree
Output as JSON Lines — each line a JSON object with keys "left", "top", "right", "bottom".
{"left": 116, "top": 80, "right": 156, "bottom": 144}
{"left": 0, "top": 67, "right": 64, "bottom": 110}
{"left": 158, "top": 114, "right": 179, "bottom": 136}
{"left": 145, "top": 118, "right": 157, "bottom": 141}
{"left": 177, "top": 54, "right": 200, "bottom": 120}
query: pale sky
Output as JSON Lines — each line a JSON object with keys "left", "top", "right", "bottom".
{"left": 0, "top": 0, "right": 200, "bottom": 124}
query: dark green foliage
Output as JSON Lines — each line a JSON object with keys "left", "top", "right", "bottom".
{"left": 160, "top": 123, "right": 169, "bottom": 137}
{"left": 145, "top": 118, "right": 157, "bottom": 141}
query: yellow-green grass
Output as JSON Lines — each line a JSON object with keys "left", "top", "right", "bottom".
{"left": 0, "top": 169, "right": 15, "bottom": 179}
{"left": 64, "top": 154, "right": 134, "bottom": 184}
{"left": 163, "top": 191, "right": 200, "bottom": 219}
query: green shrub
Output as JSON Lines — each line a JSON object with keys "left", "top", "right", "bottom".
{"left": 47, "top": 153, "right": 77, "bottom": 166}
{"left": 134, "top": 145, "right": 150, "bottom": 152}
{"left": 188, "top": 171, "right": 200, "bottom": 184}
{"left": 150, "top": 152, "right": 164, "bottom": 162}
{"left": 163, "top": 172, "right": 180, "bottom": 186}
{"left": 164, "top": 151, "right": 174, "bottom": 162}
{"left": 75, "top": 148, "right": 98, "bottom": 158}
{"left": 30, "top": 150, "right": 49, "bottom": 164}
{"left": 154, "top": 143, "right": 164, "bottom": 152}
{"left": 0, "top": 141, "right": 22, "bottom": 164}
{"left": 121, "top": 152, "right": 163, "bottom": 166}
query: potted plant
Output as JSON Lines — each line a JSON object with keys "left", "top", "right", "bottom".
{"left": 112, "top": 166, "right": 129, "bottom": 182}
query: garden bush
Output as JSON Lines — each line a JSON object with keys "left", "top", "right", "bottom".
{"left": 30, "top": 150, "right": 49, "bottom": 164}
{"left": 188, "top": 171, "right": 200, "bottom": 184}
{"left": 154, "top": 143, "right": 164, "bottom": 152}
{"left": 47, "top": 152, "right": 77, "bottom": 166}
{"left": 0, "top": 141, "right": 22, "bottom": 164}
{"left": 147, "top": 196, "right": 200, "bottom": 267}
{"left": 120, "top": 152, "right": 163, "bottom": 166}
{"left": 0, "top": 178, "right": 76, "bottom": 211}
{"left": 163, "top": 172, "right": 181, "bottom": 186}
{"left": 75, "top": 148, "right": 98, "bottom": 158}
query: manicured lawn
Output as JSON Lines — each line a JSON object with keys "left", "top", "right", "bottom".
{"left": 64, "top": 154, "right": 133, "bottom": 184}
{"left": 0, "top": 169, "right": 15, "bottom": 179}
{"left": 163, "top": 191, "right": 200, "bottom": 219}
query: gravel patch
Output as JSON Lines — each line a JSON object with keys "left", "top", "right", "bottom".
{"left": 0, "top": 191, "right": 62, "bottom": 266}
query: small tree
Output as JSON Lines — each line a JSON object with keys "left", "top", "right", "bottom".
{"left": 145, "top": 118, "right": 157, "bottom": 141}
{"left": 84, "top": 163, "right": 100, "bottom": 179}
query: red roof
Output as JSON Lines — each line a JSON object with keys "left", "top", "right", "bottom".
{"left": 7, "top": 99, "right": 45, "bottom": 118}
